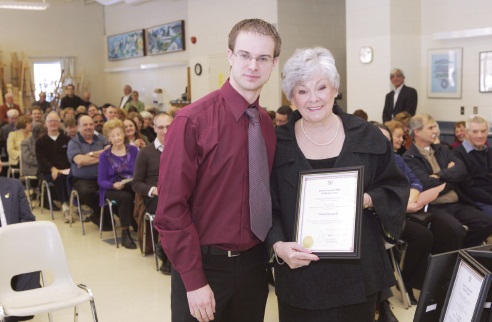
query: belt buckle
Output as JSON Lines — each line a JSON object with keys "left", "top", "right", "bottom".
{"left": 227, "top": 250, "right": 240, "bottom": 257}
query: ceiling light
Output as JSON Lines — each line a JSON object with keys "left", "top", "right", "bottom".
{"left": 0, "top": 1, "right": 49, "bottom": 10}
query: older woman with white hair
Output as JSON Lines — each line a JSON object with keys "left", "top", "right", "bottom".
{"left": 265, "top": 47, "right": 409, "bottom": 321}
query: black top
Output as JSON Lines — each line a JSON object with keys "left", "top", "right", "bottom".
{"left": 308, "top": 157, "right": 337, "bottom": 169}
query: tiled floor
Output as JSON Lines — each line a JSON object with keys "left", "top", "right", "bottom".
{"left": 28, "top": 207, "right": 416, "bottom": 322}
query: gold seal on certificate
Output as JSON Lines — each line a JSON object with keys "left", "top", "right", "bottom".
{"left": 302, "top": 236, "right": 314, "bottom": 249}
{"left": 294, "top": 167, "right": 364, "bottom": 259}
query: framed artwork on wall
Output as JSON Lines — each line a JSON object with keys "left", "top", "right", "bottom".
{"left": 479, "top": 51, "right": 492, "bottom": 93}
{"left": 427, "top": 48, "right": 462, "bottom": 98}
{"left": 107, "top": 29, "right": 146, "bottom": 61}
{"left": 146, "top": 20, "right": 185, "bottom": 55}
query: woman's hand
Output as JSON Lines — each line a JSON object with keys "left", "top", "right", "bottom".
{"left": 273, "top": 241, "right": 319, "bottom": 269}
{"left": 113, "top": 181, "right": 124, "bottom": 190}
{"left": 134, "top": 138, "right": 145, "bottom": 149}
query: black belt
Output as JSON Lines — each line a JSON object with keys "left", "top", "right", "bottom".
{"left": 201, "top": 246, "right": 242, "bottom": 257}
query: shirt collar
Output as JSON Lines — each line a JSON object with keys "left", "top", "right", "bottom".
{"left": 220, "top": 79, "right": 261, "bottom": 122}
{"left": 394, "top": 84, "right": 404, "bottom": 94}
{"left": 462, "top": 139, "right": 487, "bottom": 153}
{"left": 154, "top": 139, "right": 163, "bottom": 151}
{"left": 77, "top": 132, "right": 98, "bottom": 144}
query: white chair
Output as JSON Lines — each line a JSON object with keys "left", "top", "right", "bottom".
{"left": 0, "top": 221, "right": 98, "bottom": 322}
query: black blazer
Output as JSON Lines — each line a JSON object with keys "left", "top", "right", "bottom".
{"left": 382, "top": 85, "right": 418, "bottom": 123}
{"left": 266, "top": 106, "right": 409, "bottom": 310}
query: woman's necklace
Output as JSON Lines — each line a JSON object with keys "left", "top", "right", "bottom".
{"left": 300, "top": 114, "right": 340, "bottom": 146}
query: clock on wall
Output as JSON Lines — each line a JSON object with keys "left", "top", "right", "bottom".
{"left": 360, "top": 46, "right": 373, "bottom": 64}
{"left": 194, "top": 63, "right": 202, "bottom": 76}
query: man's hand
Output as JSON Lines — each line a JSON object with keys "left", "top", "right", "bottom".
{"left": 51, "top": 167, "right": 59, "bottom": 181}
{"left": 113, "top": 181, "right": 124, "bottom": 190}
{"left": 447, "top": 161, "right": 455, "bottom": 168}
{"left": 187, "top": 284, "right": 215, "bottom": 321}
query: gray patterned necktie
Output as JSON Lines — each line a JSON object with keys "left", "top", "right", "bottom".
{"left": 245, "top": 106, "right": 272, "bottom": 241}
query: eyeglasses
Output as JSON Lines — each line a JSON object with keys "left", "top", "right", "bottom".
{"left": 155, "top": 125, "right": 171, "bottom": 131}
{"left": 233, "top": 51, "right": 274, "bottom": 65}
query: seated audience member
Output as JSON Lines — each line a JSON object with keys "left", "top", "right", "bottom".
{"left": 87, "top": 104, "right": 99, "bottom": 118}
{"left": 92, "top": 114, "right": 105, "bottom": 134}
{"left": 81, "top": 91, "right": 92, "bottom": 108}
{"left": 67, "top": 114, "right": 109, "bottom": 225}
{"left": 132, "top": 112, "right": 173, "bottom": 274}
{"left": 353, "top": 109, "right": 368, "bottom": 121}
{"left": 267, "top": 109, "right": 276, "bottom": 126}
{"left": 0, "top": 93, "right": 22, "bottom": 124}
{"left": 21, "top": 123, "right": 46, "bottom": 177}
{"left": 60, "top": 107, "right": 75, "bottom": 123}
{"left": 98, "top": 119, "right": 139, "bottom": 249}
{"left": 60, "top": 84, "right": 83, "bottom": 110}
{"left": 0, "top": 158, "right": 39, "bottom": 322}
{"left": 138, "top": 111, "right": 156, "bottom": 142}
{"left": 30, "top": 106, "right": 43, "bottom": 124}
{"left": 63, "top": 117, "right": 77, "bottom": 139}
{"left": 145, "top": 106, "right": 159, "bottom": 117}
{"left": 274, "top": 105, "right": 293, "bottom": 127}
{"left": 433, "top": 122, "right": 451, "bottom": 148}
{"left": 115, "top": 107, "right": 127, "bottom": 121}
{"left": 7, "top": 115, "right": 32, "bottom": 169}
{"left": 394, "top": 111, "right": 413, "bottom": 151}
{"left": 104, "top": 105, "right": 118, "bottom": 121}
{"left": 124, "top": 90, "right": 145, "bottom": 113}
{"left": 123, "top": 118, "right": 148, "bottom": 149}
{"left": 453, "top": 115, "right": 492, "bottom": 217}
{"left": 376, "top": 123, "right": 434, "bottom": 309}
{"left": 403, "top": 114, "right": 492, "bottom": 253}
{"left": 35, "top": 112, "right": 71, "bottom": 222}
{"left": 385, "top": 119, "right": 405, "bottom": 154}
{"left": 33, "top": 91, "right": 51, "bottom": 113}
{"left": 1, "top": 109, "right": 19, "bottom": 141}
{"left": 450, "top": 121, "right": 466, "bottom": 149}
{"left": 75, "top": 105, "right": 87, "bottom": 116}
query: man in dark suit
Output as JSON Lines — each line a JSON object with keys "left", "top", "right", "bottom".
{"left": 60, "top": 84, "right": 83, "bottom": 110}
{"left": 132, "top": 112, "right": 173, "bottom": 274}
{"left": 0, "top": 159, "right": 38, "bottom": 322}
{"left": 382, "top": 68, "right": 418, "bottom": 123}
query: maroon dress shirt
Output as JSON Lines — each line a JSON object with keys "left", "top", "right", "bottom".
{"left": 154, "top": 80, "right": 276, "bottom": 291}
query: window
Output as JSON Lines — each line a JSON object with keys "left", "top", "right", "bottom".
{"left": 32, "top": 60, "right": 61, "bottom": 102}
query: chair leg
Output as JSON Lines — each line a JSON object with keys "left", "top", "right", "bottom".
{"left": 74, "top": 305, "right": 78, "bottom": 322}
{"left": 42, "top": 180, "right": 54, "bottom": 220}
{"left": 25, "top": 178, "right": 33, "bottom": 210}
{"left": 108, "top": 202, "right": 119, "bottom": 248}
{"left": 142, "top": 214, "right": 147, "bottom": 257}
{"left": 40, "top": 181, "right": 45, "bottom": 214}
{"left": 389, "top": 247, "right": 411, "bottom": 309}
{"left": 77, "top": 284, "right": 99, "bottom": 322}
{"left": 99, "top": 205, "right": 104, "bottom": 238}
{"left": 149, "top": 215, "right": 159, "bottom": 271}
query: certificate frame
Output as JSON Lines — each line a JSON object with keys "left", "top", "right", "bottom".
{"left": 440, "top": 251, "right": 492, "bottom": 322}
{"left": 427, "top": 48, "right": 463, "bottom": 99}
{"left": 294, "top": 166, "right": 363, "bottom": 259}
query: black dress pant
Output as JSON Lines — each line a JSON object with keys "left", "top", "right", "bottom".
{"left": 43, "top": 173, "right": 69, "bottom": 204}
{"left": 105, "top": 182, "right": 134, "bottom": 227}
{"left": 429, "top": 202, "right": 492, "bottom": 254}
{"left": 278, "top": 293, "right": 378, "bottom": 322}
{"left": 72, "top": 178, "right": 100, "bottom": 215}
{"left": 171, "top": 243, "right": 268, "bottom": 322}
{"left": 400, "top": 219, "right": 433, "bottom": 290}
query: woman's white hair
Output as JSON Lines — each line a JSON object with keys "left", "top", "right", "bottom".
{"left": 281, "top": 47, "right": 340, "bottom": 101}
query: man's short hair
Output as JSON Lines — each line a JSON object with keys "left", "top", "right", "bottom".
{"left": 466, "top": 115, "right": 489, "bottom": 131}
{"left": 66, "top": 84, "right": 75, "bottom": 90}
{"left": 276, "top": 105, "right": 293, "bottom": 117}
{"left": 353, "top": 109, "right": 368, "bottom": 121}
{"left": 228, "top": 18, "right": 282, "bottom": 58}
{"left": 409, "top": 114, "right": 434, "bottom": 136}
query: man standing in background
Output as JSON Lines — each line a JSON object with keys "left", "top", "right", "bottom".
{"left": 382, "top": 68, "right": 417, "bottom": 123}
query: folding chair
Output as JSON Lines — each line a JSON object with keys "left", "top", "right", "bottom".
{"left": 0, "top": 221, "right": 98, "bottom": 322}
{"left": 142, "top": 212, "right": 159, "bottom": 271}
{"left": 99, "top": 198, "right": 119, "bottom": 248}
{"left": 67, "top": 175, "right": 86, "bottom": 235}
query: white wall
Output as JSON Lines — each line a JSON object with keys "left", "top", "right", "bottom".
{"left": 0, "top": 2, "right": 106, "bottom": 105}
{"left": 420, "top": 0, "right": 492, "bottom": 121}
{"left": 187, "top": 0, "right": 281, "bottom": 110}
{"left": 103, "top": 0, "right": 189, "bottom": 110}
{"left": 347, "top": 0, "right": 492, "bottom": 123}
{"left": 278, "top": 0, "right": 347, "bottom": 111}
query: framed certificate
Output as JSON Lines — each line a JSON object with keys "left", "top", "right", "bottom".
{"left": 294, "top": 166, "right": 363, "bottom": 259}
{"left": 440, "top": 251, "right": 492, "bottom": 322}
